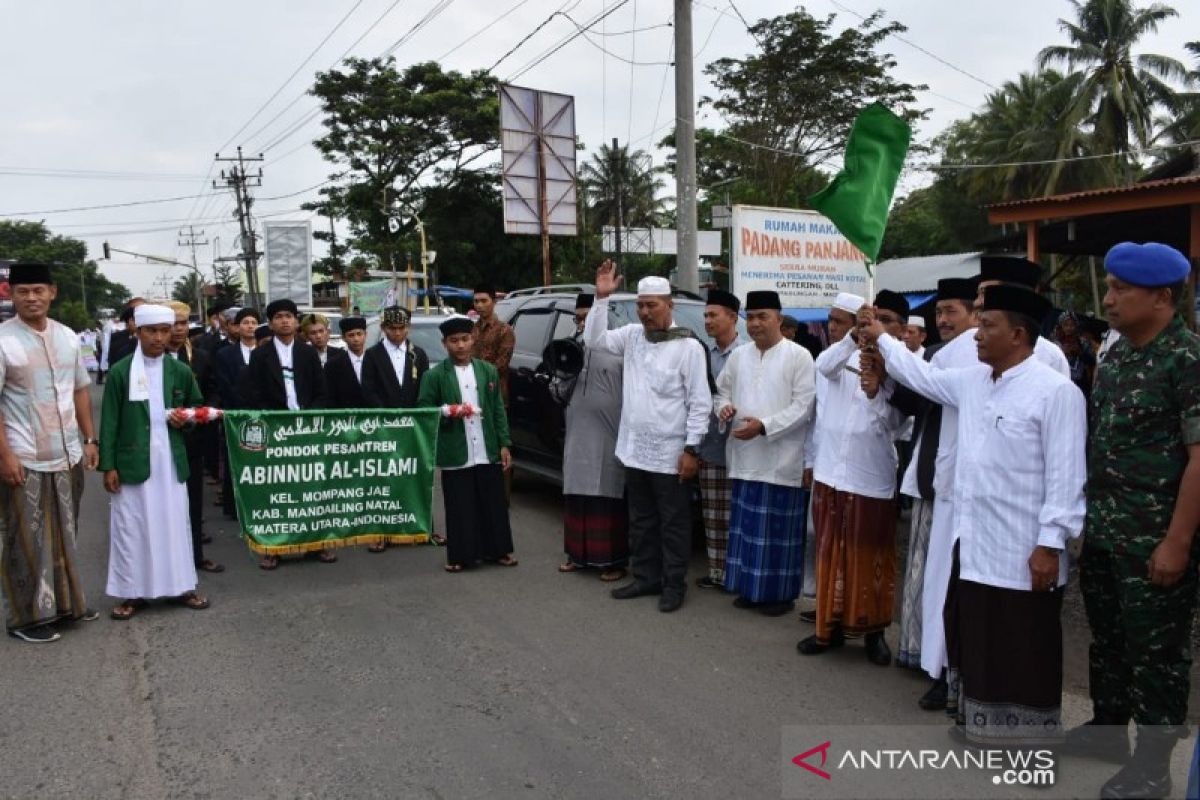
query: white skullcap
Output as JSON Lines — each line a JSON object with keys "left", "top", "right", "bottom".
{"left": 222, "top": 306, "right": 242, "bottom": 322}
{"left": 134, "top": 304, "right": 175, "bottom": 327}
{"left": 907, "top": 315, "right": 925, "bottom": 328}
{"left": 637, "top": 276, "right": 672, "bottom": 296}
{"left": 832, "top": 292, "right": 866, "bottom": 314}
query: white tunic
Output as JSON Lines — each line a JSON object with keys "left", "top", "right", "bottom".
{"left": 273, "top": 338, "right": 300, "bottom": 410}
{"left": 811, "top": 335, "right": 907, "bottom": 499}
{"left": 715, "top": 338, "right": 816, "bottom": 488}
{"left": 878, "top": 334, "right": 1087, "bottom": 591}
{"left": 444, "top": 364, "right": 490, "bottom": 470}
{"left": 107, "top": 354, "right": 198, "bottom": 599}
{"left": 583, "top": 297, "right": 711, "bottom": 475}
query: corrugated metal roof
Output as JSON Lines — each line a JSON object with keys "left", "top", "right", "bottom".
{"left": 874, "top": 252, "right": 982, "bottom": 294}
{"left": 987, "top": 175, "right": 1200, "bottom": 209}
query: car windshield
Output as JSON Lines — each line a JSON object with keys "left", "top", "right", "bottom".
{"left": 608, "top": 298, "right": 747, "bottom": 347}
{"left": 407, "top": 323, "right": 449, "bottom": 363}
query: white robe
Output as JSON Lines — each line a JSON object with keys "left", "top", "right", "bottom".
{"left": 107, "top": 354, "right": 197, "bottom": 599}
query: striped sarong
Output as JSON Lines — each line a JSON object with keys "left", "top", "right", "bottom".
{"left": 0, "top": 465, "right": 88, "bottom": 630}
{"left": 698, "top": 463, "right": 733, "bottom": 582}
{"left": 563, "top": 494, "right": 629, "bottom": 568}
{"left": 724, "top": 479, "right": 807, "bottom": 603}
{"left": 896, "top": 497, "right": 935, "bottom": 669}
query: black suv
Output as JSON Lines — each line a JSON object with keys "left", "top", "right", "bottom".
{"left": 495, "top": 291, "right": 748, "bottom": 482}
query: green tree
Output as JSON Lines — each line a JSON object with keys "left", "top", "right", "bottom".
{"left": 695, "top": 9, "right": 926, "bottom": 208}
{"left": 305, "top": 58, "right": 499, "bottom": 273}
{"left": 51, "top": 300, "right": 93, "bottom": 332}
{"left": 210, "top": 261, "right": 243, "bottom": 306}
{"left": 1037, "top": 0, "right": 1187, "bottom": 164}
{"left": 0, "top": 220, "right": 130, "bottom": 320}
{"left": 172, "top": 272, "right": 203, "bottom": 308}
{"left": 578, "top": 142, "right": 666, "bottom": 233}
{"left": 1153, "top": 41, "right": 1200, "bottom": 145}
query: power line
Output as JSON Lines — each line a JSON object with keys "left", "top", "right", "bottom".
{"left": 436, "top": 0, "right": 538, "bottom": 61}
{"left": 0, "top": 167, "right": 210, "bottom": 182}
{"left": 505, "top": 1, "right": 633, "bottom": 82}
{"left": 217, "top": 0, "right": 369, "bottom": 152}
{"left": 0, "top": 191, "right": 216, "bottom": 217}
{"left": 627, "top": 0, "right": 637, "bottom": 143}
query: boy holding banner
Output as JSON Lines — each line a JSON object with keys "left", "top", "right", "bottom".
{"left": 417, "top": 317, "right": 517, "bottom": 573}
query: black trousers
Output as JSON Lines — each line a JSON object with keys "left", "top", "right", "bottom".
{"left": 624, "top": 467, "right": 692, "bottom": 594}
{"left": 186, "top": 453, "right": 206, "bottom": 567}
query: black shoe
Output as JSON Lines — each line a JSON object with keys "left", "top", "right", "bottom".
{"left": 918, "top": 678, "right": 948, "bottom": 711}
{"left": 1061, "top": 716, "right": 1131, "bottom": 764}
{"left": 610, "top": 582, "right": 662, "bottom": 600}
{"left": 1099, "top": 726, "right": 1181, "bottom": 799}
{"left": 796, "top": 629, "right": 845, "bottom": 655}
{"left": 798, "top": 609, "right": 816, "bottom": 623}
{"left": 732, "top": 596, "right": 761, "bottom": 609}
{"left": 695, "top": 576, "right": 724, "bottom": 590}
{"left": 8, "top": 624, "right": 61, "bottom": 643}
{"left": 864, "top": 632, "right": 892, "bottom": 666}
{"left": 658, "top": 592, "right": 684, "bottom": 613}
{"left": 759, "top": 601, "right": 796, "bottom": 617}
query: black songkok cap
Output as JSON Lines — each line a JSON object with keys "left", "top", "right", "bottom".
{"left": 979, "top": 255, "right": 1042, "bottom": 289}
{"left": 119, "top": 306, "right": 136, "bottom": 323}
{"left": 254, "top": 324, "right": 271, "bottom": 341}
{"left": 873, "top": 289, "right": 910, "bottom": 319}
{"left": 982, "top": 284, "right": 1053, "bottom": 326}
{"left": 575, "top": 293, "right": 595, "bottom": 310}
{"left": 382, "top": 306, "right": 410, "bottom": 326}
{"left": 937, "top": 277, "right": 978, "bottom": 302}
{"left": 234, "top": 307, "right": 260, "bottom": 325}
{"left": 439, "top": 316, "right": 475, "bottom": 338}
{"left": 8, "top": 262, "right": 53, "bottom": 286}
{"left": 264, "top": 299, "right": 299, "bottom": 319}
{"left": 207, "top": 302, "right": 231, "bottom": 317}
{"left": 706, "top": 288, "right": 741, "bottom": 312}
{"left": 338, "top": 316, "right": 367, "bottom": 333}
{"left": 745, "top": 290, "right": 782, "bottom": 311}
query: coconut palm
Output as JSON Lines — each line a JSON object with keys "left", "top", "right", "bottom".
{"left": 578, "top": 142, "right": 667, "bottom": 233}
{"left": 1037, "top": 0, "right": 1187, "bottom": 160}
{"left": 1152, "top": 41, "right": 1200, "bottom": 145}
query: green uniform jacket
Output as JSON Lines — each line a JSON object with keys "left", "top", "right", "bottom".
{"left": 99, "top": 353, "right": 204, "bottom": 485}
{"left": 417, "top": 358, "right": 511, "bottom": 468}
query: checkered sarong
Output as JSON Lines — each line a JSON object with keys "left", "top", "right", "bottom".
{"left": 699, "top": 463, "right": 732, "bottom": 582}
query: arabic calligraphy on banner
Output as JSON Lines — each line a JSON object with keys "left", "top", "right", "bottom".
{"left": 223, "top": 408, "right": 440, "bottom": 554}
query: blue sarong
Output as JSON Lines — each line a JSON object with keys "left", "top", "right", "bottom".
{"left": 724, "top": 479, "right": 808, "bottom": 603}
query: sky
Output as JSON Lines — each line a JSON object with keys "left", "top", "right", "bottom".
{"left": 1, "top": 0, "right": 1194, "bottom": 298}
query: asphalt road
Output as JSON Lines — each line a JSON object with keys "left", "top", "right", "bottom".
{"left": 2, "top": 388, "right": 1196, "bottom": 799}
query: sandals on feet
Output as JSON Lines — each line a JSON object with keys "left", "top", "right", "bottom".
{"left": 317, "top": 549, "right": 338, "bottom": 564}
{"left": 171, "top": 591, "right": 210, "bottom": 610}
{"left": 368, "top": 541, "right": 387, "bottom": 553}
{"left": 430, "top": 534, "right": 447, "bottom": 546}
{"left": 443, "top": 563, "right": 465, "bottom": 573}
{"left": 599, "top": 568, "right": 627, "bottom": 582}
{"left": 558, "top": 562, "right": 580, "bottom": 573}
{"left": 259, "top": 555, "right": 279, "bottom": 571}
{"left": 110, "top": 599, "right": 147, "bottom": 620}
{"left": 198, "top": 559, "right": 225, "bottom": 573}
{"left": 494, "top": 555, "right": 519, "bottom": 567}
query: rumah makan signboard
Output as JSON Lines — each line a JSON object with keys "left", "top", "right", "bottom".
{"left": 730, "top": 206, "right": 871, "bottom": 310}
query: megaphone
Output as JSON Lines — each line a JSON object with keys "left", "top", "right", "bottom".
{"left": 543, "top": 337, "right": 584, "bottom": 380}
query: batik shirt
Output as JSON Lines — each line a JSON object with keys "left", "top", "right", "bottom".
{"left": 0, "top": 317, "right": 91, "bottom": 471}
{"left": 472, "top": 316, "right": 515, "bottom": 399}
{"left": 1086, "top": 316, "right": 1200, "bottom": 558}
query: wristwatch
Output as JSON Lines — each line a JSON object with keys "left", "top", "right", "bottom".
{"left": 83, "top": 438, "right": 99, "bottom": 446}
{"left": 683, "top": 445, "right": 699, "bottom": 457}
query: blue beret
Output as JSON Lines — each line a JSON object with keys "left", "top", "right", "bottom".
{"left": 1104, "top": 242, "right": 1190, "bottom": 288}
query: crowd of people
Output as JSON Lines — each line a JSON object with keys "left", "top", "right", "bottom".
{"left": 1, "top": 240, "right": 1197, "bottom": 798}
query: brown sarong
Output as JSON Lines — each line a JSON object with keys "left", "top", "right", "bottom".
{"left": 812, "top": 481, "right": 896, "bottom": 642}
{"left": 0, "top": 465, "right": 88, "bottom": 630}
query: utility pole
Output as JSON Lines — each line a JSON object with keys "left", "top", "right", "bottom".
{"left": 214, "top": 147, "right": 264, "bottom": 307}
{"left": 178, "top": 225, "right": 208, "bottom": 320}
{"left": 612, "top": 138, "right": 624, "bottom": 266}
{"left": 673, "top": 0, "right": 699, "bottom": 293}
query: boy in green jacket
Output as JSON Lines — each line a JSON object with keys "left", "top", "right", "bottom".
{"left": 417, "top": 317, "right": 518, "bottom": 572}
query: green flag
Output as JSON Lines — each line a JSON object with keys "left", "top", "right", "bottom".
{"left": 808, "top": 103, "right": 912, "bottom": 266}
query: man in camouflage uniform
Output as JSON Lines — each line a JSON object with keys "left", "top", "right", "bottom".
{"left": 1065, "top": 242, "right": 1200, "bottom": 800}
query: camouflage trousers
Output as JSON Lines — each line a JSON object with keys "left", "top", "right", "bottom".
{"left": 1080, "top": 542, "right": 1198, "bottom": 726}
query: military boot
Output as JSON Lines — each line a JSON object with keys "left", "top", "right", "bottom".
{"left": 1099, "top": 725, "right": 1182, "bottom": 799}
{"left": 1061, "top": 710, "right": 1131, "bottom": 764}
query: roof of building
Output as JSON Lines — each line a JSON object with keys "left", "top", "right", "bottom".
{"left": 873, "top": 252, "right": 983, "bottom": 294}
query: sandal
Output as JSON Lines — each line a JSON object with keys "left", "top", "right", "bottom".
{"left": 110, "top": 599, "right": 147, "bottom": 620}
{"left": 368, "top": 541, "right": 387, "bottom": 553}
{"left": 171, "top": 591, "right": 210, "bottom": 610}
{"left": 259, "top": 555, "right": 279, "bottom": 571}
{"left": 599, "top": 568, "right": 627, "bottom": 582}
{"left": 317, "top": 549, "right": 338, "bottom": 564}
{"left": 443, "top": 563, "right": 464, "bottom": 573}
{"left": 430, "top": 534, "right": 446, "bottom": 546}
{"left": 494, "top": 555, "right": 519, "bottom": 567}
{"left": 198, "top": 559, "right": 225, "bottom": 573}
{"left": 558, "top": 562, "right": 580, "bottom": 573}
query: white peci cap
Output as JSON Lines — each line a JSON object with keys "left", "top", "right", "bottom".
{"left": 133, "top": 304, "right": 175, "bottom": 327}
{"left": 637, "top": 276, "right": 672, "bottom": 296}
{"left": 832, "top": 292, "right": 866, "bottom": 314}
{"left": 907, "top": 315, "right": 925, "bottom": 328}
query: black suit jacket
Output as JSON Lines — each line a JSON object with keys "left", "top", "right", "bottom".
{"left": 214, "top": 342, "right": 251, "bottom": 409}
{"left": 238, "top": 338, "right": 327, "bottom": 410}
{"left": 360, "top": 341, "right": 429, "bottom": 409}
{"left": 175, "top": 344, "right": 217, "bottom": 458}
{"left": 888, "top": 341, "right": 945, "bottom": 500}
{"left": 107, "top": 331, "right": 137, "bottom": 367}
{"left": 194, "top": 329, "right": 228, "bottom": 354}
{"left": 325, "top": 348, "right": 367, "bottom": 409}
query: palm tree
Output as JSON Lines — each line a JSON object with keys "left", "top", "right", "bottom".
{"left": 1037, "top": 0, "right": 1187, "bottom": 162}
{"left": 578, "top": 143, "right": 667, "bottom": 234}
{"left": 1152, "top": 41, "right": 1200, "bottom": 145}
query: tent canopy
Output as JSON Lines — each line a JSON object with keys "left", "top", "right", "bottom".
{"left": 873, "top": 252, "right": 982, "bottom": 294}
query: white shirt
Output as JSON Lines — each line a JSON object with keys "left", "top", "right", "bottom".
{"left": 383, "top": 338, "right": 409, "bottom": 388}
{"left": 316, "top": 347, "right": 329, "bottom": 367}
{"left": 347, "top": 350, "right": 365, "bottom": 382}
{"left": 444, "top": 364, "right": 490, "bottom": 470}
{"left": 811, "top": 335, "right": 908, "bottom": 499}
{"left": 878, "top": 334, "right": 1087, "bottom": 590}
{"left": 273, "top": 338, "right": 300, "bottom": 411}
{"left": 240, "top": 343, "right": 254, "bottom": 366}
{"left": 583, "top": 297, "right": 712, "bottom": 475}
{"left": 897, "top": 345, "right": 923, "bottom": 442}
{"left": 715, "top": 338, "right": 816, "bottom": 488}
